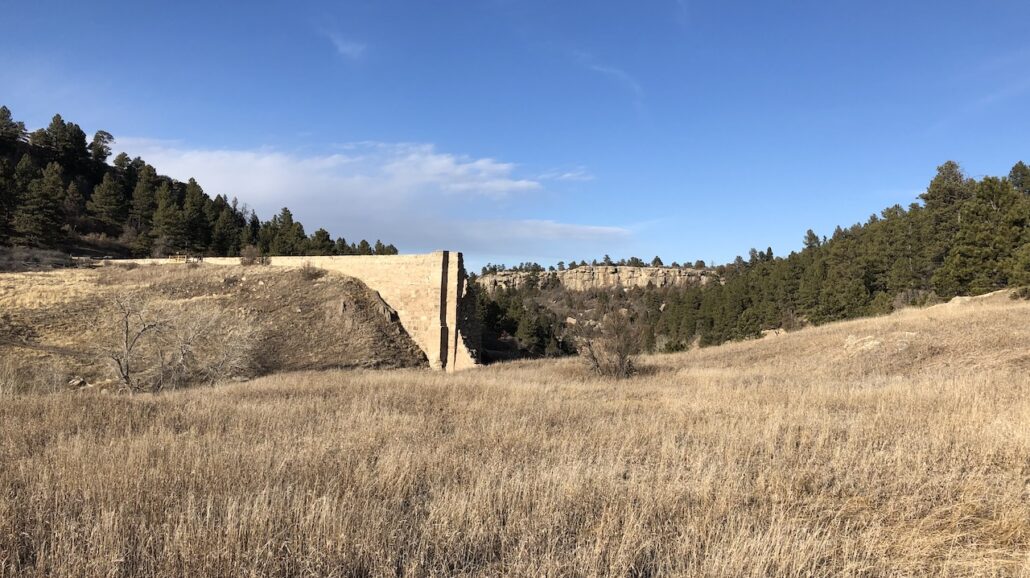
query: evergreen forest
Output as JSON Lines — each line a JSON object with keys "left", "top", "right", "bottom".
{"left": 0, "top": 106, "right": 397, "bottom": 258}
{"left": 476, "top": 160, "right": 1030, "bottom": 356}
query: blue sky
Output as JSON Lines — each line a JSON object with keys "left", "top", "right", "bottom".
{"left": 3, "top": 0, "right": 1029, "bottom": 270}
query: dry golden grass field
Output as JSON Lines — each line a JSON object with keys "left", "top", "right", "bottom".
{"left": 1, "top": 288, "right": 1029, "bottom": 576}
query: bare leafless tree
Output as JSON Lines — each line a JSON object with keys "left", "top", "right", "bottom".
{"left": 576, "top": 306, "right": 639, "bottom": 379}
{"left": 107, "top": 296, "right": 167, "bottom": 393}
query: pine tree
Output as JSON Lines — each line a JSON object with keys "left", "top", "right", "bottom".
{"left": 515, "top": 312, "right": 544, "bottom": 354}
{"left": 7, "top": 155, "right": 39, "bottom": 241}
{"left": 308, "top": 228, "right": 334, "bottom": 255}
{"left": 40, "top": 115, "right": 88, "bottom": 166}
{"left": 1007, "top": 243, "right": 1030, "bottom": 286}
{"left": 270, "top": 207, "right": 305, "bottom": 255}
{"left": 88, "top": 131, "right": 114, "bottom": 163}
{"left": 151, "top": 183, "right": 186, "bottom": 255}
{"left": 356, "top": 239, "right": 373, "bottom": 255}
{"left": 112, "top": 152, "right": 131, "bottom": 173}
{"left": 210, "top": 206, "right": 241, "bottom": 256}
{"left": 0, "top": 106, "right": 27, "bottom": 146}
{"left": 87, "top": 172, "right": 127, "bottom": 235}
{"left": 803, "top": 229, "right": 821, "bottom": 250}
{"left": 1010, "top": 161, "right": 1030, "bottom": 195}
{"left": 933, "top": 177, "right": 1023, "bottom": 296}
{"left": 921, "top": 161, "right": 974, "bottom": 273}
{"left": 257, "top": 219, "right": 278, "bottom": 255}
{"left": 240, "top": 211, "right": 260, "bottom": 248}
{"left": 63, "top": 182, "right": 86, "bottom": 234}
{"left": 128, "top": 165, "right": 158, "bottom": 232}
{"left": 797, "top": 254, "right": 826, "bottom": 315}
{"left": 0, "top": 159, "right": 14, "bottom": 241}
{"left": 182, "top": 178, "right": 210, "bottom": 252}
{"left": 39, "top": 114, "right": 64, "bottom": 151}
{"left": 13, "top": 154, "right": 38, "bottom": 192}
{"left": 13, "top": 162, "right": 65, "bottom": 247}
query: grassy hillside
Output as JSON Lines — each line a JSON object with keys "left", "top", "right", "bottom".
{"left": 1, "top": 291, "right": 1027, "bottom": 575}
{"left": 0, "top": 263, "right": 426, "bottom": 392}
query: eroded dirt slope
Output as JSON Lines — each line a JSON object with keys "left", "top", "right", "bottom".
{"left": 0, "top": 263, "right": 427, "bottom": 388}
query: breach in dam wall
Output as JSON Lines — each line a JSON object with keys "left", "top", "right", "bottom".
{"left": 125, "top": 252, "right": 479, "bottom": 372}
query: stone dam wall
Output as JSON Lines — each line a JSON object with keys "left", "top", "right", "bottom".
{"left": 124, "top": 252, "right": 478, "bottom": 372}
{"left": 477, "top": 266, "right": 718, "bottom": 293}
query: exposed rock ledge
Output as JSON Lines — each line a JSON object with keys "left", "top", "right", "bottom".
{"left": 476, "top": 266, "right": 718, "bottom": 293}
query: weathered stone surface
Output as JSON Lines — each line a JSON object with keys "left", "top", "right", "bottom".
{"left": 121, "top": 252, "right": 479, "bottom": 372}
{"left": 477, "top": 266, "right": 717, "bottom": 293}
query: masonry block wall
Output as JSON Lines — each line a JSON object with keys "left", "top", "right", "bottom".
{"left": 126, "top": 251, "right": 479, "bottom": 372}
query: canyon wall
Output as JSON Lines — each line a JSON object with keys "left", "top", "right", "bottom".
{"left": 476, "top": 266, "right": 717, "bottom": 293}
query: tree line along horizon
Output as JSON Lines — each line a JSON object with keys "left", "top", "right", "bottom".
{"left": 2, "top": 106, "right": 1028, "bottom": 356}
{"left": 474, "top": 159, "right": 1030, "bottom": 356}
{"left": 479, "top": 255, "right": 710, "bottom": 276}
{"left": 0, "top": 106, "right": 398, "bottom": 258}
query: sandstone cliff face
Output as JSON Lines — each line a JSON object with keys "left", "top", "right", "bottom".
{"left": 476, "top": 266, "right": 717, "bottom": 293}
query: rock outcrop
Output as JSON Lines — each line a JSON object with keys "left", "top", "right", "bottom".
{"left": 477, "top": 266, "right": 718, "bottom": 293}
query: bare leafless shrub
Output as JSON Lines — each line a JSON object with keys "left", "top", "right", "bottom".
{"left": 239, "top": 245, "right": 268, "bottom": 266}
{"left": 299, "top": 262, "right": 326, "bottom": 280}
{"left": 97, "top": 296, "right": 259, "bottom": 392}
{"left": 0, "top": 353, "right": 85, "bottom": 396}
{"left": 576, "top": 307, "right": 639, "bottom": 379}
{"left": 117, "top": 227, "right": 139, "bottom": 248}
{"left": 892, "top": 289, "right": 940, "bottom": 310}
{"left": 0, "top": 246, "right": 74, "bottom": 272}
{"left": 152, "top": 302, "right": 259, "bottom": 390}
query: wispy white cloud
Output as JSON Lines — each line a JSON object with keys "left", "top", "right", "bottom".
{"left": 384, "top": 217, "right": 631, "bottom": 266}
{"left": 975, "top": 45, "right": 1030, "bottom": 74}
{"left": 377, "top": 143, "right": 540, "bottom": 197}
{"left": 115, "top": 139, "right": 539, "bottom": 204}
{"left": 326, "top": 33, "right": 366, "bottom": 60}
{"left": 574, "top": 51, "right": 646, "bottom": 113}
{"left": 586, "top": 63, "right": 644, "bottom": 100}
{"left": 973, "top": 77, "right": 1030, "bottom": 109}
{"left": 539, "top": 167, "right": 595, "bottom": 182}
{"left": 931, "top": 47, "right": 1030, "bottom": 132}
{"left": 110, "top": 138, "right": 626, "bottom": 261}
{"left": 466, "top": 219, "right": 628, "bottom": 242}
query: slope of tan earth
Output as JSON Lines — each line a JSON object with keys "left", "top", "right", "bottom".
{"left": 0, "top": 263, "right": 427, "bottom": 389}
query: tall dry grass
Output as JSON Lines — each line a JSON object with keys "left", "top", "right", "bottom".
{"left": 1, "top": 292, "right": 1028, "bottom": 576}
